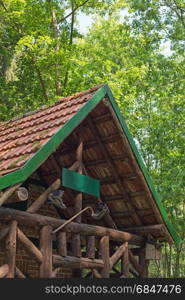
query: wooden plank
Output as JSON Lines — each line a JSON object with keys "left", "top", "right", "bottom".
{"left": 86, "top": 236, "right": 95, "bottom": 259}
{"left": 17, "top": 228, "right": 43, "bottom": 264}
{"left": 0, "top": 264, "right": 9, "bottom": 278}
{"left": 0, "top": 207, "right": 145, "bottom": 245}
{"left": 99, "top": 236, "right": 110, "bottom": 278}
{"left": 40, "top": 225, "right": 53, "bottom": 277}
{"left": 145, "top": 243, "right": 161, "bottom": 260}
{"left": 0, "top": 182, "right": 22, "bottom": 206}
{"left": 6, "top": 220, "right": 17, "bottom": 278}
{"left": 53, "top": 255, "right": 104, "bottom": 269}
{"left": 110, "top": 242, "right": 127, "bottom": 269}
{"left": 57, "top": 231, "right": 67, "bottom": 257}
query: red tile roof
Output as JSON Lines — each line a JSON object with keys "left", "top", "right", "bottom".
{"left": 0, "top": 85, "right": 101, "bottom": 176}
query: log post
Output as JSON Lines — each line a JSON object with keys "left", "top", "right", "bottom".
{"left": 110, "top": 242, "right": 127, "bottom": 269}
{"left": 99, "top": 236, "right": 110, "bottom": 278}
{"left": 121, "top": 242, "right": 129, "bottom": 277}
{"left": 0, "top": 183, "right": 22, "bottom": 206}
{"left": 86, "top": 236, "right": 95, "bottom": 259}
{"left": 71, "top": 137, "right": 83, "bottom": 277}
{"left": 40, "top": 225, "right": 53, "bottom": 278}
{"left": 6, "top": 220, "right": 17, "bottom": 278}
{"left": 139, "top": 247, "right": 149, "bottom": 278}
{"left": 57, "top": 231, "right": 67, "bottom": 257}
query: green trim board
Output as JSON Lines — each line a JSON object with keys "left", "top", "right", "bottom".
{"left": 62, "top": 168, "right": 100, "bottom": 198}
{"left": 0, "top": 84, "right": 180, "bottom": 243}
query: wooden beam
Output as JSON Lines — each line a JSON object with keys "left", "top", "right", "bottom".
{"left": 27, "top": 178, "right": 61, "bottom": 213}
{"left": 53, "top": 255, "right": 104, "bottom": 269}
{"left": 0, "top": 207, "right": 145, "bottom": 245}
{"left": 110, "top": 242, "right": 127, "bottom": 269}
{"left": 121, "top": 224, "right": 166, "bottom": 236}
{"left": 99, "top": 236, "right": 110, "bottom": 278}
{"left": 27, "top": 160, "right": 80, "bottom": 214}
{"left": 40, "top": 225, "right": 53, "bottom": 278}
{"left": 6, "top": 220, "right": 17, "bottom": 278}
{"left": 0, "top": 264, "right": 9, "bottom": 278}
{"left": 0, "top": 182, "right": 22, "bottom": 206}
{"left": 17, "top": 228, "right": 43, "bottom": 264}
{"left": 87, "top": 116, "right": 142, "bottom": 226}
{"left": 15, "top": 267, "right": 26, "bottom": 278}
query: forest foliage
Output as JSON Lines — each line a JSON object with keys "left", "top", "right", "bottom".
{"left": 0, "top": 0, "right": 184, "bottom": 277}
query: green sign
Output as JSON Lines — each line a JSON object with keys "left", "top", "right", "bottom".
{"left": 62, "top": 168, "right": 100, "bottom": 198}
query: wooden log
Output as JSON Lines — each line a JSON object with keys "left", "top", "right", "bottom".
{"left": 27, "top": 178, "right": 61, "bottom": 213}
{"left": 0, "top": 225, "right": 9, "bottom": 241}
{"left": 0, "top": 264, "right": 9, "bottom": 278}
{"left": 40, "top": 225, "right": 53, "bottom": 278}
{"left": 121, "top": 224, "right": 166, "bottom": 236}
{"left": 0, "top": 182, "right": 22, "bottom": 206}
{"left": 6, "top": 220, "right": 17, "bottom": 278}
{"left": 53, "top": 255, "right": 104, "bottom": 269}
{"left": 121, "top": 243, "right": 129, "bottom": 277}
{"left": 15, "top": 267, "right": 26, "bottom": 278}
{"left": 17, "top": 228, "right": 43, "bottom": 264}
{"left": 92, "top": 269, "right": 102, "bottom": 278}
{"left": 86, "top": 236, "right": 95, "bottom": 259}
{"left": 27, "top": 160, "right": 80, "bottom": 214}
{"left": 72, "top": 233, "right": 81, "bottom": 258}
{"left": 99, "top": 236, "right": 110, "bottom": 278}
{"left": 110, "top": 242, "right": 127, "bottom": 269}
{"left": 57, "top": 231, "right": 67, "bottom": 257}
{"left": 0, "top": 207, "right": 145, "bottom": 245}
{"left": 139, "top": 247, "right": 149, "bottom": 277}
{"left": 129, "top": 250, "right": 144, "bottom": 275}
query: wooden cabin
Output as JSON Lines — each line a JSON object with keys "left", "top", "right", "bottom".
{"left": 0, "top": 84, "right": 180, "bottom": 278}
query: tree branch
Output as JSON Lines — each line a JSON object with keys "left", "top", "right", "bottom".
{"left": 59, "top": 0, "right": 90, "bottom": 23}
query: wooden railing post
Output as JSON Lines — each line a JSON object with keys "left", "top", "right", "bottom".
{"left": 99, "top": 236, "right": 110, "bottom": 278}
{"left": 6, "top": 220, "right": 17, "bottom": 278}
{"left": 40, "top": 225, "right": 53, "bottom": 278}
{"left": 57, "top": 231, "right": 67, "bottom": 257}
{"left": 121, "top": 242, "right": 129, "bottom": 277}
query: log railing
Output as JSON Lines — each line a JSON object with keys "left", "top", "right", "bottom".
{"left": 0, "top": 206, "right": 148, "bottom": 278}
